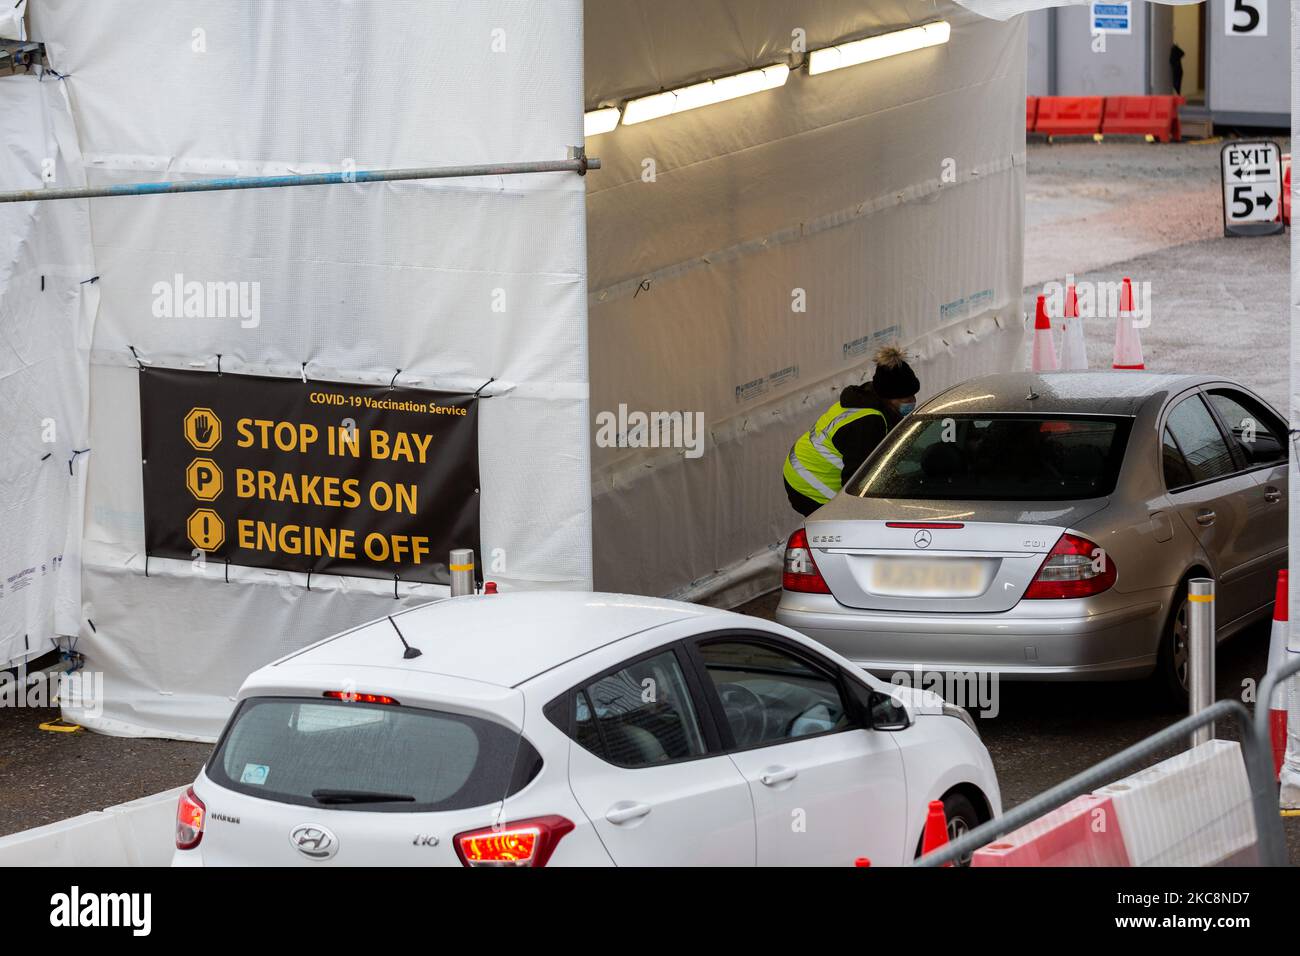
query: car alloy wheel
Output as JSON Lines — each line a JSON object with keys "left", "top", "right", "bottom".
{"left": 1171, "top": 596, "right": 1190, "bottom": 692}
{"left": 940, "top": 793, "right": 981, "bottom": 867}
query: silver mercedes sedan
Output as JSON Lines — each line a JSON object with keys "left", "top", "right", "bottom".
{"left": 776, "top": 372, "right": 1288, "bottom": 700}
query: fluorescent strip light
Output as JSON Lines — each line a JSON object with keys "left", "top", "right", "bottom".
{"left": 808, "top": 21, "right": 950, "bottom": 76}
{"left": 584, "top": 107, "right": 621, "bottom": 137}
{"left": 622, "top": 64, "right": 790, "bottom": 126}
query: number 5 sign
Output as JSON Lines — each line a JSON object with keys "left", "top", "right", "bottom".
{"left": 1221, "top": 140, "right": 1284, "bottom": 237}
{"left": 1226, "top": 0, "right": 1266, "bottom": 37}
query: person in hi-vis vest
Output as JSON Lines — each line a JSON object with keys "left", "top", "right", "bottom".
{"left": 783, "top": 346, "right": 919, "bottom": 516}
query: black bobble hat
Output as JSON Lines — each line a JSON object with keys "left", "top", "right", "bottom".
{"left": 871, "top": 345, "right": 920, "bottom": 399}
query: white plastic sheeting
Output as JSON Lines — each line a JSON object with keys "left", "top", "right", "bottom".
{"left": 10, "top": 0, "right": 590, "bottom": 738}
{"left": 0, "top": 67, "right": 95, "bottom": 668}
{"left": 0, "top": 2, "right": 26, "bottom": 40}
{"left": 587, "top": 1, "right": 1028, "bottom": 604}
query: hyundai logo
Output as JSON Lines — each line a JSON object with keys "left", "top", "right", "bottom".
{"left": 289, "top": 824, "right": 339, "bottom": 861}
{"left": 913, "top": 529, "right": 933, "bottom": 549}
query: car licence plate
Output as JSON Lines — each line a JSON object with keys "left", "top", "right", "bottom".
{"left": 868, "top": 558, "right": 986, "bottom": 597}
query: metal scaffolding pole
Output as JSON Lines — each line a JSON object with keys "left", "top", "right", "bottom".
{"left": 0, "top": 153, "right": 599, "bottom": 205}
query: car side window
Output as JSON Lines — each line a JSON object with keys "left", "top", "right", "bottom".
{"left": 696, "top": 640, "right": 852, "bottom": 749}
{"left": 1164, "top": 396, "right": 1236, "bottom": 486}
{"left": 557, "top": 651, "right": 707, "bottom": 768}
{"left": 1206, "top": 389, "right": 1287, "bottom": 468}
{"left": 1162, "top": 427, "right": 1194, "bottom": 490}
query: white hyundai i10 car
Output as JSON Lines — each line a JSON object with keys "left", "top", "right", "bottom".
{"left": 172, "top": 591, "right": 1000, "bottom": 866}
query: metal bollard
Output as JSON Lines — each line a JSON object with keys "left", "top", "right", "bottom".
{"left": 449, "top": 548, "right": 476, "bottom": 597}
{"left": 1187, "top": 578, "right": 1216, "bottom": 746}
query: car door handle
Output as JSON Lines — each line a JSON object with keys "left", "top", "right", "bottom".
{"left": 1195, "top": 509, "right": 1216, "bottom": 526}
{"left": 1265, "top": 487, "right": 1281, "bottom": 503}
{"left": 759, "top": 766, "right": 798, "bottom": 787}
{"left": 605, "top": 802, "right": 652, "bottom": 825}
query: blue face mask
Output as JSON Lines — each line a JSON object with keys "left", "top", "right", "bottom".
{"left": 896, "top": 402, "right": 916, "bottom": 417}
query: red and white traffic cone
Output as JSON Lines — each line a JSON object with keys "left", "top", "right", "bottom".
{"left": 921, "top": 799, "right": 952, "bottom": 866}
{"left": 1059, "top": 279, "right": 1088, "bottom": 370}
{"left": 1265, "top": 570, "right": 1289, "bottom": 780}
{"left": 1031, "top": 294, "right": 1059, "bottom": 372}
{"left": 1112, "top": 276, "right": 1145, "bottom": 370}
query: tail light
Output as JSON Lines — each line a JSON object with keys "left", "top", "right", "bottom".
{"left": 454, "top": 815, "right": 574, "bottom": 867}
{"left": 176, "top": 786, "right": 206, "bottom": 850}
{"left": 783, "top": 528, "right": 831, "bottom": 594}
{"left": 1023, "top": 533, "right": 1116, "bottom": 599}
{"left": 323, "top": 691, "right": 399, "bottom": 705}
{"left": 884, "top": 522, "right": 965, "bottom": 529}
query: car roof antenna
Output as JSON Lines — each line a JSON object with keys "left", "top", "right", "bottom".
{"left": 388, "top": 615, "right": 422, "bottom": 659}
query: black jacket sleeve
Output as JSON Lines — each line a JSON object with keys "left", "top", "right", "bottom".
{"left": 836, "top": 413, "right": 889, "bottom": 486}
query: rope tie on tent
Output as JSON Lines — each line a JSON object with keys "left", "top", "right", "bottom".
{"left": 224, "top": 557, "right": 231, "bottom": 584}
{"left": 68, "top": 448, "right": 89, "bottom": 475}
{"left": 393, "top": 574, "right": 399, "bottom": 599}
{"left": 475, "top": 376, "right": 495, "bottom": 397}
{"left": 300, "top": 362, "right": 309, "bottom": 383}
{"left": 388, "top": 369, "right": 401, "bottom": 389}
{"left": 79, "top": 275, "right": 98, "bottom": 285}
{"left": 633, "top": 279, "right": 651, "bottom": 298}
{"left": 128, "top": 345, "right": 144, "bottom": 370}
{"left": 216, "top": 353, "right": 222, "bottom": 375}
{"left": 306, "top": 569, "right": 312, "bottom": 591}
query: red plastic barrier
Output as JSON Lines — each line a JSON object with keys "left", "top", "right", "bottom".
{"left": 1026, "top": 96, "right": 1038, "bottom": 132}
{"left": 1033, "top": 97, "right": 1104, "bottom": 138}
{"left": 1100, "top": 95, "right": 1185, "bottom": 142}
{"left": 971, "top": 794, "right": 1131, "bottom": 867}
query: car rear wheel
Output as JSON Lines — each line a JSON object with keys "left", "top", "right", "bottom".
{"left": 1154, "top": 588, "right": 1191, "bottom": 708}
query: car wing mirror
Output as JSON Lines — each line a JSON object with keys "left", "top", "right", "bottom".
{"left": 868, "top": 690, "right": 911, "bottom": 731}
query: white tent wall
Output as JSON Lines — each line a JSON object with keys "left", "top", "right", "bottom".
{"left": 0, "top": 64, "right": 96, "bottom": 668}
{"left": 586, "top": 1, "right": 1028, "bottom": 604}
{"left": 14, "top": 0, "right": 590, "bottom": 738}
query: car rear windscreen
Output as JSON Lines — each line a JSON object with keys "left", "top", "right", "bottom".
{"left": 207, "top": 697, "right": 541, "bottom": 812}
{"left": 845, "top": 415, "right": 1133, "bottom": 501}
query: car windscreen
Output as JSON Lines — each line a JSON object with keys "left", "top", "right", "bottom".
{"left": 844, "top": 414, "right": 1133, "bottom": 501}
{"left": 207, "top": 696, "right": 541, "bottom": 812}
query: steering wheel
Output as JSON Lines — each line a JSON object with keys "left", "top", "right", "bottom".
{"left": 715, "top": 682, "right": 766, "bottom": 746}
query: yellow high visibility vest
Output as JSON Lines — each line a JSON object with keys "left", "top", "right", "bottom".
{"left": 783, "top": 402, "right": 885, "bottom": 505}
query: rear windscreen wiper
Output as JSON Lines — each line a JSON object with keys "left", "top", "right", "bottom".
{"left": 311, "top": 788, "right": 416, "bottom": 804}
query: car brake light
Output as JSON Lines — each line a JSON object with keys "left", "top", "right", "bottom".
{"left": 176, "top": 786, "right": 206, "bottom": 850}
{"left": 323, "top": 691, "right": 399, "bottom": 705}
{"left": 783, "top": 528, "right": 831, "bottom": 594}
{"left": 884, "top": 522, "right": 965, "bottom": 529}
{"left": 1023, "top": 533, "right": 1116, "bottom": 599}
{"left": 454, "top": 815, "right": 575, "bottom": 867}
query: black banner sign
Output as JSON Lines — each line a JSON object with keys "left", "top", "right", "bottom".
{"left": 140, "top": 368, "right": 480, "bottom": 585}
